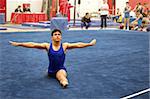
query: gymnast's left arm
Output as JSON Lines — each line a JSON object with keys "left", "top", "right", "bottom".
{"left": 64, "top": 39, "right": 96, "bottom": 49}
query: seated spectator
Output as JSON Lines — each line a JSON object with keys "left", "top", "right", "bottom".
{"left": 133, "top": 3, "right": 143, "bottom": 14}
{"left": 146, "top": 26, "right": 150, "bottom": 32}
{"left": 142, "top": 3, "right": 148, "bottom": 17}
{"left": 130, "top": 10, "right": 143, "bottom": 30}
{"left": 23, "top": 6, "right": 31, "bottom": 12}
{"left": 140, "top": 21, "right": 149, "bottom": 31}
{"left": 14, "top": 5, "right": 22, "bottom": 12}
{"left": 81, "top": 13, "right": 91, "bottom": 29}
{"left": 113, "top": 8, "right": 122, "bottom": 23}
{"left": 140, "top": 11, "right": 150, "bottom": 32}
{"left": 143, "top": 10, "right": 150, "bottom": 24}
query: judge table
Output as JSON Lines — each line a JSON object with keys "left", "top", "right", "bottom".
{"left": 10, "top": 12, "right": 47, "bottom": 24}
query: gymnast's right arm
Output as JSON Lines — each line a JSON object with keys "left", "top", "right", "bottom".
{"left": 9, "top": 41, "right": 48, "bottom": 49}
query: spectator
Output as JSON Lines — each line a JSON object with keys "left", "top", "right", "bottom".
{"left": 81, "top": 13, "right": 91, "bottom": 29}
{"left": 67, "top": 3, "right": 73, "bottom": 22}
{"left": 133, "top": 3, "right": 143, "bottom": 14}
{"left": 123, "top": 2, "right": 131, "bottom": 30}
{"left": 99, "top": 0, "right": 109, "bottom": 29}
{"left": 113, "top": 8, "right": 122, "bottom": 23}
{"left": 146, "top": 26, "right": 150, "bottom": 32}
{"left": 14, "top": 5, "right": 22, "bottom": 12}
{"left": 142, "top": 3, "right": 148, "bottom": 17}
{"left": 130, "top": 10, "right": 143, "bottom": 30}
{"left": 23, "top": 6, "right": 31, "bottom": 12}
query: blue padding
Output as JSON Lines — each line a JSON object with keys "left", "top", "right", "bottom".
{"left": 0, "top": 13, "right": 5, "bottom": 24}
{"left": 50, "top": 17, "right": 68, "bottom": 31}
{"left": 39, "top": 21, "right": 51, "bottom": 24}
{"left": 22, "top": 23, "right": 50, "bottom": 28}
{"left": 0, "top": 27, "right": 7, "bottom": 30}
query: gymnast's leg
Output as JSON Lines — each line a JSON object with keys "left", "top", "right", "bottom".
{"left": 56, "top": 69, "right": 68, "bottom": 88}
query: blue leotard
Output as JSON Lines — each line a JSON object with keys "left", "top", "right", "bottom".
{"left": 137, "top": 17, "right": 143, "bottom": 28}
{"left": 48, "top": 43, "right": 66, "bottom": 74}
{"left": 124, "top": 7, "right": 130, "bottom": 18}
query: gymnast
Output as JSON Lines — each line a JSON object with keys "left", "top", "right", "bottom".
{"left": 9, "top": 29, "right": 96, "bottom": 88}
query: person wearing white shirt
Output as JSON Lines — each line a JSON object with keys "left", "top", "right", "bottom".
{"left": 99, "top": 0, "right": 109, "bottom": 29}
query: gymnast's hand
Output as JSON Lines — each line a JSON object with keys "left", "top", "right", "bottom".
{"left": 90, "top": 39, "right": 96, "bottom": 46}
{"left": 9, "top": 41, "right": 19, "bottom": 46}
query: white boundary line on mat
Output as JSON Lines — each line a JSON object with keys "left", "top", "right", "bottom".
{"left": 120, "top": 88, "right": 150, "bottom": 99}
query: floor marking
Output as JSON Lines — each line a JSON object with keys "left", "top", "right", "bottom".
{"left": 120, "top": 88, "right": 150, "bottom": 99}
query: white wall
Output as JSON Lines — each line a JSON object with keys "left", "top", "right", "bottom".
{"left": 69, "top": 0, "right": 128, "bottom": 19}
{"left": 115, "top": 0, "right": 129, "bottom": 15}
{"left": 7, "top": 0, "right": 43, "bottom": 21}
{"left": 69, "top": 0, "right": 103, "bottom": 19}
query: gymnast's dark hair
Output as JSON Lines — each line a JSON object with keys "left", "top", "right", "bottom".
{"left": 51, "top": 29, "right": 62, "bottom": 36}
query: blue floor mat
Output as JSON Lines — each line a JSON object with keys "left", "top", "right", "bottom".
{"left": 4, "top": 25, "right": 43, "bottom": 29}
{"left": 0, "top": 30, "right": 149, "bottom": 99}
{"left": 22, "top": 23, "right": 50, "bottom": 28}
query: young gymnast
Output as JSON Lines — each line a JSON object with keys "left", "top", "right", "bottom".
{"left": 9, "top": 29, "right": 96, "bottom": 88}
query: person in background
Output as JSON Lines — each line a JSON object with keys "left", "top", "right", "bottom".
{"left": 123, "top": 2, "right": 131, "bottom": 30}
{"left": 99, "top": 0, "right": 109, "bottom": 29}
{"left": 130, "top": 10, "right": 143, "bottom": 30}
{"left": 113, "top": 8, "right": 122, "bottom": 23}
{"left": 67, "top": 3, "right": 73, "bottom": 22}
{"left": 133, "top": 3, "right": 143, "bottom": 14}
{"left": 23, "top": 6, "right": 31, "bottom": 12}
{"left": 81, "top": 13, "right": 91, "bottom": 29}
{"left": 15, "top": 5, "right": 22, "bottom": 12}
{"left": 141, "top": 10, "right": 150, "bottom": 32}
{"left": 142, "top": 3, "right": 148, "bottom": 17}
{"left": 146, "top": 25, "right": 150, "bottom": 32}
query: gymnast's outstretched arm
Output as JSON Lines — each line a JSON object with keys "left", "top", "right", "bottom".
{"left": 9, "top": 41, "right": 48, "bottom": 50}
{"left": 64, "top": 39, "right": 96, "bottom": 49}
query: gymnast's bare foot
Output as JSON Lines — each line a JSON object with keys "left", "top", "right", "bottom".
{"left": 60, "top": 81, "right": 68, "bottom": 88}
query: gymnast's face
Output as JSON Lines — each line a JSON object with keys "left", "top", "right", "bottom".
{"left": 51, "top": 31, "right": 62, "bottom": 42}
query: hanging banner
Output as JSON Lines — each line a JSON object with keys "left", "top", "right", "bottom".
{"left": 50, "top": 0, "right": 57, "bottom": 18}
{"left": 41, "top": 0, "right": 47, "bottom": 13}
{"left": 47, "top": 0, "right": 52, "bottom": 20}
{"left": 0, "top": 0, "right": 6, "bottom": 22}
{"left": 59, "top": 0, "right": 68, "bottom": 16}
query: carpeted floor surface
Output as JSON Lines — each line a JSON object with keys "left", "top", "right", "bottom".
{"left": 0, "top": 30, "right": 149, "bottom": 99}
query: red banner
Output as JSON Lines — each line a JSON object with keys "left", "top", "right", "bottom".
{"left": 0, "top": 0, "right": 6, "bottom": 22}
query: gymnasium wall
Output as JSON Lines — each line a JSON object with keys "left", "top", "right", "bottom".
{"left": 6, "top": 0, "right": 149, "bottom": 22}
{"left": 68, "top": 0, "right": 129, "bottom": 19}
{"left": 0, "top": 0, "right": 6, "bottom": 22}
{"left": 129, "top": 0, "right": 150, "bottom": 10}
{"left": 115, "top": 0, "right": 128, "bottom": 15}
{"left": 69, "top": 0, "right": 103, "bottom": 19}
